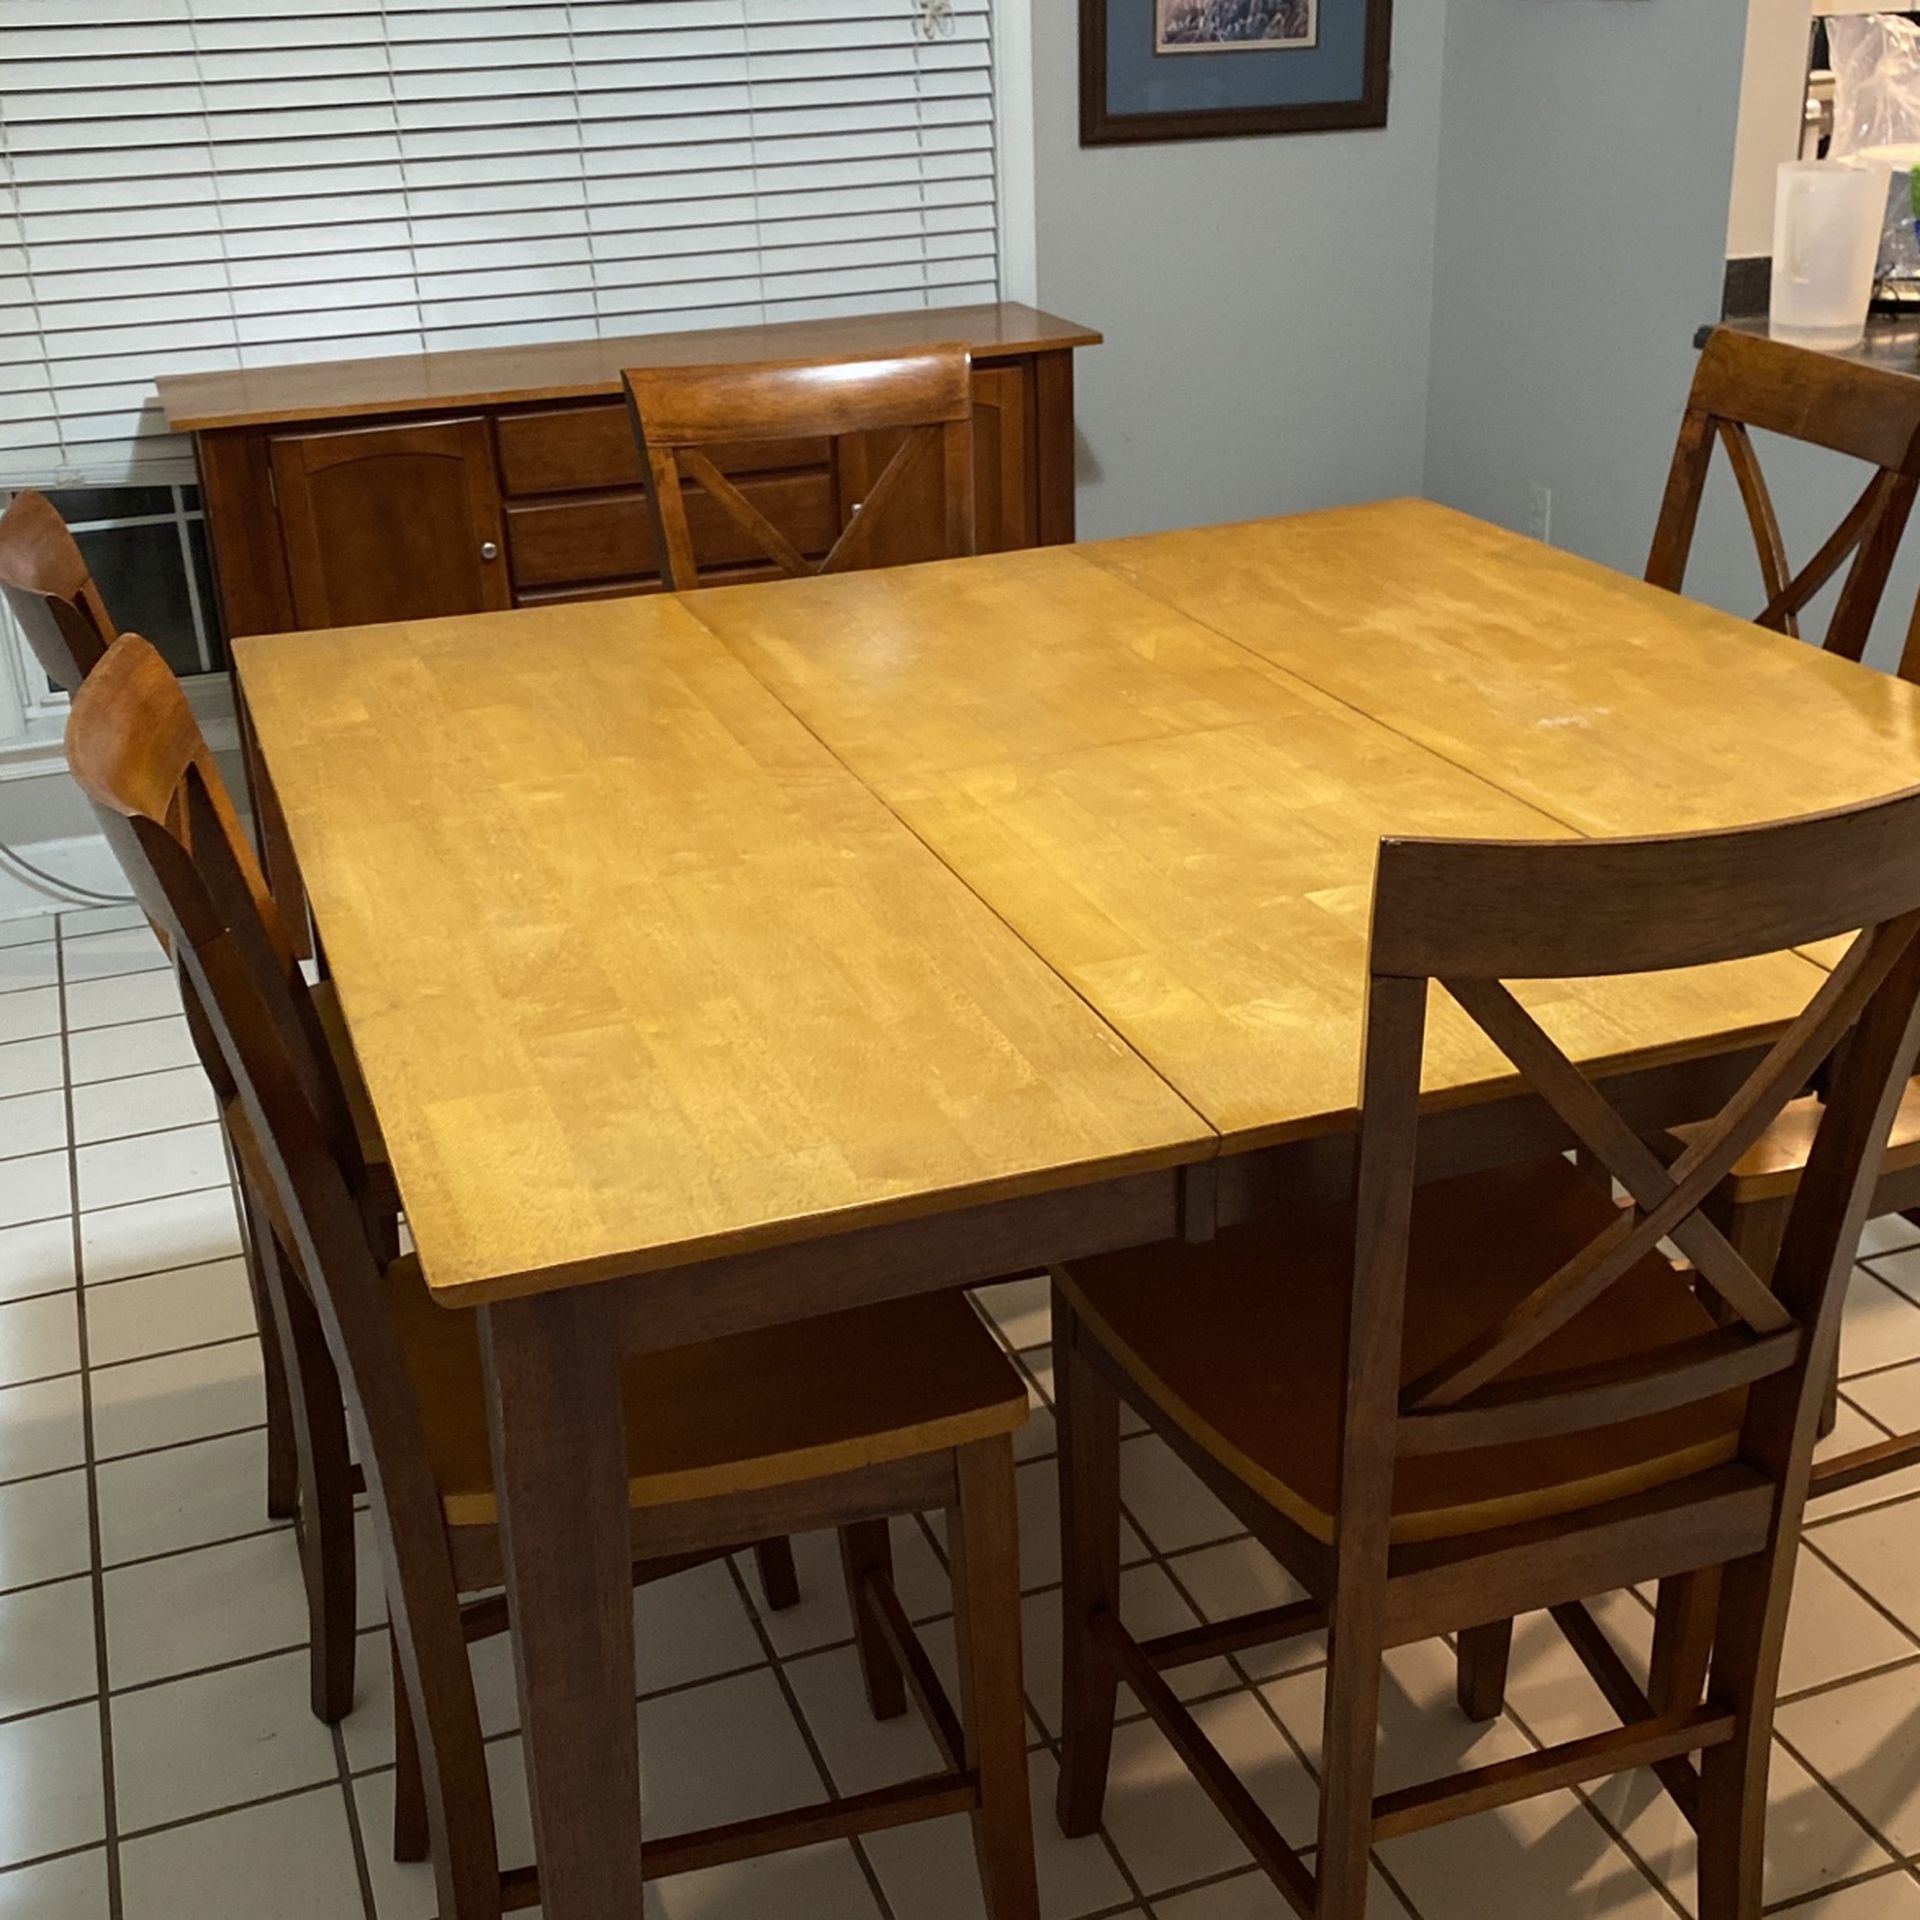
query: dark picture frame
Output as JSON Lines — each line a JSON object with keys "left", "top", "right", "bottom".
{"left": 1080, "top": 0, "right": 1392, "bottom": 146}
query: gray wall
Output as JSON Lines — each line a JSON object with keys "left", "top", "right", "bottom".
{"left": 1423, "top": 0, "right": 1752, "bottom": 576}
{"left": 1033, "top": 1, "right": 1450, "bottom": 541}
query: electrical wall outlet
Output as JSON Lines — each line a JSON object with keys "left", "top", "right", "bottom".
{"left": 1528, "top": 483, "right": 1554, "bottom": 546}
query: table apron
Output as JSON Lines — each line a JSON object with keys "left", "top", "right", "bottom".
{"left": 595, "top": 1036, "right": 1767, "bottom": 1356}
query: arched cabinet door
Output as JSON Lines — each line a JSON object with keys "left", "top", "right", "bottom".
{"left": 269, "top": 417, "right": 510, "bottom": 629}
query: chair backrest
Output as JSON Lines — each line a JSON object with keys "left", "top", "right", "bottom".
{"left": 1339, "top": 790, "right": 1920, "bottom": 1568}
{"left": 624, "top": 346, "right": 976, "bottom": 591}
{"left": 63, "top": 634, "right": 370, "bottom": 1195}
{"left": 68, "top": 633, "right": 491, "bottom": 1920}
{"left": 65, "top": 635, "right": 486, "bottom": 1913}
{"left": 0, "top": 489, "right": 115, "bottom": 694}
{"left": 1647, "top": 328, "right": 1920, "bottom": 664}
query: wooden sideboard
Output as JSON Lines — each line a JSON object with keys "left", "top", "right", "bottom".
{"left": 155, "top": 302, "right": 1099, "bottom": 937}
{"left": 156, "top": 302, "right": 1098, "bottom": 635}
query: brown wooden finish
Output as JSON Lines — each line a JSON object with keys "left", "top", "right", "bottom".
{"left": 624, "top": 346, "right": 976, "bottom": 590}
{"left": 0, "top": 488, "right": 114, "bottom": 693}
{"left": 66, "top": 632, "right": 1046, "bottom": 1920}
{"left": 1079, "top": 0, "right": 1392, "bottom": 145}
{"left": 1646, "top": 329, "right": 1920, "bottom": 662}
{"left": 834, "top": 362, "right": 1034, "bottom": 562}
{"left": 502, "top": 472, "right": 838, "bottom": 590}
{"left": 158, "top": 303, "right": 1100, "bottom": 431}
{"left": 495, "top": 405, "right": 826, "bottom": 498}
{"left": 270, "top": 417, "right": 511, "bottom": 630}
{"left": 1050, "top": 788, "right": 1920, "bottom": 1917}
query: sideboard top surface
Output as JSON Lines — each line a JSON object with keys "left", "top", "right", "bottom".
{"left": 156, "top": 302, "right": 1102, "bottom": 433}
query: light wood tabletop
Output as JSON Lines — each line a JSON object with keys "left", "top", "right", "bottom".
{"left": 233, "top": 597, "right": 1210, "bottom": 1306}
{"left": 685, "top": 541, "right": 1835, "bottom": 1150}
{"left": 1084, "top": 498, "right": 1920, "bottom": 839}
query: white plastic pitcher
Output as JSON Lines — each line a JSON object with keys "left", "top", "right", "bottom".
{"left": 1771, "top": 159, "right": 1890, "bottom": 351}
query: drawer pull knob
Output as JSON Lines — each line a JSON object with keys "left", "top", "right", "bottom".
{"left": 479, "top": 540, "right": 500, "bottom": 561}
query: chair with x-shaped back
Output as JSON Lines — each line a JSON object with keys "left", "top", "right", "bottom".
{"left": 1050, "top": 792, "right": 1920, "bottom": 1918}
{"left": 1647, "top": 328, "right": 1920, "bottom": 662}
{"left": 623, "top": 346, "right": 976, "bottom": 591}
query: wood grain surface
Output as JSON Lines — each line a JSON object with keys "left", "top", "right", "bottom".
{"left": 1083, "top": 499, "right": 1920, "bottom": 838}
{"left": 687, "top": 544, "right": 1832, "bottom": 1149}
{"left": 235, "top": 598, "right": 1208, "bottom": 1304}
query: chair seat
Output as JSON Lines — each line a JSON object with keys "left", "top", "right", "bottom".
{"left": 385, "top": 1261, "right": 1031, "bottom": 1528}
{"left": 1054, "top": 1155, "right": 1744, "bottom": 1547}
{"left": 1666, "top": 1077, "right": 1920, "bottom": 1204}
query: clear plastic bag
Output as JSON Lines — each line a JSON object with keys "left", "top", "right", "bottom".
{"left": 1827, "top": 13, "right": 1920, "bottom": 283}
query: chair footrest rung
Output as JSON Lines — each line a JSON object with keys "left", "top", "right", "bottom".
{"left": 1371, "top": 1708, "right": 1734, "bottom": 1842}
{"left": 1139, "top": 1598, "right": 1327, "bottom": 1673}
{"left": 496, "top": 1773, "right": 980, "bottom": 1905}
{"left": 1094, "top": 1609, "right": 1318, "bottom": 1917}
{"left": 1810, "top": 1431, "right": 1920, "bottom": 1499}
{"left": 863, "top": 1566, "right": 967, "bottom": 1770}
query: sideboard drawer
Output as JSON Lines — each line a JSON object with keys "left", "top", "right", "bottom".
{"left": 504, "top": 472, "right": 839, "bottom": 587}
{"left": 496, "top": 401, "right": 828, "bottom": 498}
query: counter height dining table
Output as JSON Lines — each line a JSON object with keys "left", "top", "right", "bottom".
{"left": 233, "top": 497, "right": 1920, "bottom": 1918}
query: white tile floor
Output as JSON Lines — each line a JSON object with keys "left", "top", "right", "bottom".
{"left": 4, "top": 902, "right": 1920, "bottom": 1919}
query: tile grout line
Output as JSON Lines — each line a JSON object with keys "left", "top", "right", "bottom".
{"left": 1797, "top": 1529, "right": 1920, "bottom": 1659}
{"left": 991, "top": 1338, "right": 1261, "bottom": 1919}
{"left": 717, "top": 1552, "right": 904, "bottom": 1920}
{"left": 55, "top": 918, "right": 126, "bottom": 1920}
{"left": 1764, "top": 1859, "right": 1920, "bottom": 1913}
{"left": 1483, "top": 1637, "right": 1694, "bottom": 1920}
{"left": 328, "top": 1718, "right": 381, "bottom": 1920}
{"left": 1771, "top": 1719, "right": 1920, "bottom": 1897}
{"left": 903, "top": 1495, "right": 1163, "bottom": 1920}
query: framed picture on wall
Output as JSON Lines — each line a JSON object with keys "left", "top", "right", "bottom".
{"left": 1080, "top": 0, "right": 1391, "bottom": 144}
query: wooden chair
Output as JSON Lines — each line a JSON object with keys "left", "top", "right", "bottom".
{"left": 1644, "top": 332, "right": 1920, "bottom": 1493}
{"left": 624, "top": 346, "right": 975, "bottom": 590}
{"left": 54, "top": 627, "right": 803, "bottom": 1722}
{"left": 67, "top": 631, "right": 1043, "bottom": 1920}
{"left": 1646, "top": 327, "right": 1920, "bottom": 663}
{"left": 0, "top": 487, "right": 114, "bottom": 694}
{"left": 1049, "top": 793, "right": 1920, "bottom": 1918}
{"left": 0, "top": 487, "right": 358, "bottom": 1694}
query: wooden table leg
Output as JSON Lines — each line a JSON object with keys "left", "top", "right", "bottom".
{"left": 480, "top": 1285, "right": 643, "bottom": 1918}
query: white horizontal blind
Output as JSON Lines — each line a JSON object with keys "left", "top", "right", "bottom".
{"left": 0, "top": 0, "right": 999, "bottom": 487}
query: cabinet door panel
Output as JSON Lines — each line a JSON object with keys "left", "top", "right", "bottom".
{"left": 269, "top": 417, "right": 509, "bottom": 628}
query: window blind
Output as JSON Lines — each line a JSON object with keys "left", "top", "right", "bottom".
{"left": 0, "top": 0, "right": 1000, "bottom": 487}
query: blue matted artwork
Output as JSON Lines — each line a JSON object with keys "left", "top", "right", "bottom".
{"left": 1080, "top": 0, "right": 1390, "bottom": 145}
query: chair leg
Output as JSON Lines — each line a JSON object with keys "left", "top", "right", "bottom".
{"left": 1314, "top": 1593, "right": 1387, "bottom": 1919}
{"left": 838, "top": 1520, "right": 908, "bottom": 1720}
{"left": 1456, "top": 1619, "right": 1512, "bottom": 1722}
{"left": 265, "top": 1234, "right": 358, "bottom": 1723}
{"left": 752, "top": 1536, "right": 801, "bottom": 1613}
{"left": 1650, "top": 1566, "right": 1721, "bottom": 1717}
{"left": 390, "top": 1570, "right": 502, "bottom": 1920}
{"left": 1053, "top": 1288, "right": 1122, "bottom": 1838}
{"left": 391, "top": 1633, "right": 430, "bottom": 1863}
{"left": 234, "top": 1164, "right": 298, "bottom": 1521}
{"left": 1696, "top": 1553, "right": 1783, "bottom": 1920}
{"left": 950, "top": 1435, "right": 1040, "bottom": 1920}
